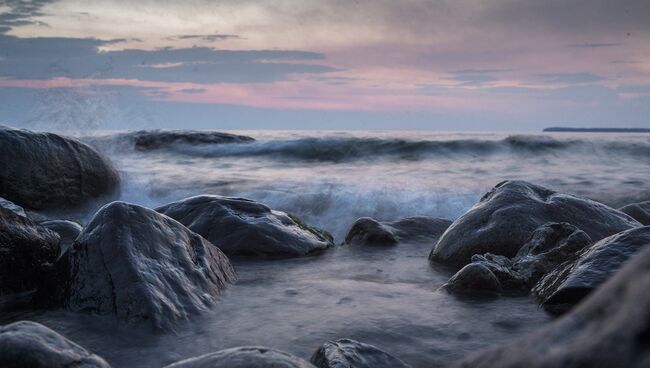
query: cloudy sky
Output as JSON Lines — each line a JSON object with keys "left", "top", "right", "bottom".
{"left": 1, "top": 0, "right": 649, "bottom": 130}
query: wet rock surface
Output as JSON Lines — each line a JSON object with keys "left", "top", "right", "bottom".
{"left": 57, "top": 201, "right": 236, "bottom": 330}
{"left": 0, "top": 320, "right": 111, "bottom": 368}
{"left": 0, "top": 197, "right": 26, "bottom": 217}
{"left": 311, "top": 338, "right": 411, "bottom": 368}
{"left": 39, "top": 220, "right": 82, "bottom": 257}
{"left": 164, "top": 346, "right": 315, "bottom": 368}
{"left": 430, "top": 180, "right": 640, "bottom": 269}
{"left": 618, "top": 200, "right": 650, "bottom": 225}
{"left": 0, "top": 207, "right": 60, "bottom": 294}
{"left": 455, "top": 245, "right": 650, "bottom": 368}
{"left": 0, "top": 127, "right": 120, "bottom": 210}
{"left": 157, "top": 195, "right": 334, "bottom": 258}
{"left": 345, "top": 216, "right": 451, "bottom": 246}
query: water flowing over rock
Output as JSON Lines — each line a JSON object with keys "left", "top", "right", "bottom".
{"left": 534, "top": 226, "right": 650, "bottom": 314}
{"left": 164, "top": 347, "right": 315, "bottom": 368}
{"left": 618, "top": 201, "right": 650, "bottom": 225}
{"left": 0, "top": 207, "right": 60, "bottom": 294}
{"left": 0, "top": 197, "right": 26, "bottom": 217}
{"left": 345, "top": 217, "right": 451, "bottom": 246}
{"left": 58, "top": 201, "right": 235, "bottom": 330}
{"left": 454, "top": 245, "right": 650, "bottom": 368}
{"left": 430, "top": 180, "right": 640, "bottom": 269}
{"left": 39, "top": 220, "right": 83, "bottom": 257}
{"left": 311, "top": 338, "right": 411, "bottom": 368}
{"left": 157, "top": 195, "right": 334, "bottom": 258}
{"left": 130, "top": 130, "right": 255, "bottom": 150}
{"left": 0, "top": 127, "right": 120, "bottom": 210}
{"left": 0, "top": 321, "right": 111, "bottom": 368}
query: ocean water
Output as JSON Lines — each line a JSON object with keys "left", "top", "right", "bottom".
{"left": 3, "top": 130, "right": 649, "bottom": 367}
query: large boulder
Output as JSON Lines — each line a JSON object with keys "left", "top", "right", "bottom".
{"left": 164, "top": 347, "right": 314, "bottom": 368}
{"left": 311, "top": 338, "right": 411, "bottom": 368}
{"left": 618, "top": 201, "right": 650, "bottom": 225}
{"left": 0, "top": 127, "right": 120, "bottom": 210}
{"left": 0, "top": 207, "right": 60, "bottom": 294}
{"left": 157, "top": 195, "right": 334, "bottom": 258}
{"left": 430, "top": 180, "right": 640, "bottom": 268}
{"left": 58, "top": 201, "right": 235, "bottom": 330}
{"left": 455, "top": 244, "right": 650, "bottom": 368}
{"left": 534, "top": 226, "right": 650, "bottom": 314}
{"left": 345, "top": 217, "right": 451, "bottom": 246}
{"left": 0, "top": 321, "right": 110, "bottom": 368}
{"left": 39, "top": 220, "right": 83, "bottom": 257}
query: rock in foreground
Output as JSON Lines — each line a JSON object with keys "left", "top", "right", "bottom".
{"left": 430, "top": 180, "right": 639, "bottom": 268}
{"left": 157, "top": 195, "right": 334, "bottom": 258}
{"left": 455, "top": 244, "right": 650, "bottom": 368}
{"left": 0, "top": 127, "right": 120, "bottom": 210}
{"left": 164, "top": 347, "right": 315, "bottom": 368}
{"left": 345, "top": 217, "right": 451, "bottom": 246}
{"left": 311, "top": 338, "right": 411, "bottom": 368}
{"left": 60, "top": 201, "right": 235, "bottom": 330}
{"left": 0, "top": 321, "right": 110, "bottom": 368}
{"left": 618, "top": 200, "right": 650, "bottom": 225}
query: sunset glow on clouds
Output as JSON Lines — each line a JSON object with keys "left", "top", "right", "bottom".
{"left": 1, "top": 0, "right": 649, "bottom": 130}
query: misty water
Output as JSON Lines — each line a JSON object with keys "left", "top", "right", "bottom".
{"left": 3, "top": 130, "right": 649, "bottom": 367}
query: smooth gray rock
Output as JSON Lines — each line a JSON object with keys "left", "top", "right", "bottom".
{"left": 60, "top": 201, "right": 235, "bottom": 330}
{"left": 0, "top": 197, "right": 26, "bottom": 217}
{"left": 535, "top": 226, "right": 650, "bottom": 314}
{"left": 311, "top": 338, "right": 411, "bottom": 368}
{"left": 430, "top": 180, "right": 639, "bottom": 269}
{"left": 345, "top": 216, "right": 451, "bottom": 246}
{"left": 164, "top": 347, "right": 315, "bottom": 368}
{"left": 618, "top": 200, "right": 650, "bottom": 225}
{"left": 442, "top": 262, "right": 502, "bottom": 295}
{"left": 0, "top": 207, "right": 60, "bottom": 294}
{"left": 0, "top": 127, "right": 120, "bottom": 210}
{"left": 39, "top": 220, "right": 82, "bottom": 257}
{"left": 157, "top": 195, "right": 334, "bottom": 258}
{"left": 0, "top": 321, "right": 110, "bottom": 368}
{"left": 455, "top": 245, "right": 650, "bottom": 368}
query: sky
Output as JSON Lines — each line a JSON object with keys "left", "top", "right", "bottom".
{"left": 1, "top": 0, "right": 649, "bottom": 131}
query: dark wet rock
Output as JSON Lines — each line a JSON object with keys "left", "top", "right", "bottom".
{"left": 430, "top": 180, "right": 639, "bottom": 269}
{"left": 157, "top": 195, "right": 334, "bottom": 258}
{"left": 442, "top": 263, "right": 502, "bottom": 295}
{"left": 39, "top": 220, "right": 83, "bottom": 257}
{"left": 0, "top": 127, "right": 120, "bottom": 210}
{"left": 534, "top": 226, "right": 650, "bottom": 314}
{"left": 618, "top": 200, "right": 650, "bottom": 225}
{"left": 0, "top": 321, "right": 110, "bottom": 368}
{"left": 164, "top": 346, "right": 314, "bottom": 368}
{"left": 131, "top": 129, "right": 254, "bottom": 150}
{"left": 455, "top": 245, "right": 650, "bottom": 368}
{"left": 311, "top": 338, "right": 411, "bottom": 368}
{"left": 57, "top": 201, "right": 235, "bottom": 330}
{"left": 0, "top": 197, "right": 26, "bottom": 217}
{"left": 345, "top": 216, "right": 451, "bottom": 246}
{"left": 0, "top": 207, "right": 60, "bottom": 294}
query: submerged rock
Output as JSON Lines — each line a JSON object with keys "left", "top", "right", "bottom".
{"left": 430, "top": 180, "right": 639, "bottom": 268}
{"left": 345, "top": 216, "right": 451, "bottom": 246}
{"left": 311, "top": 338, "right": 411, "bottom": 368}
{"left": 455, "top": 244, "right": 650, "bottom": 368}
{"left": 0, "top": 207, "right": 60, "bottom": 294}
{"left": 0, "top": 321, "right": 110, "bottom": 368}
{"left": 0, "top": 197, "right": 26, "bottom": 217}
{"left": 0, "top": 127, "right": 120, "bottom": 210}
{"left": 535, "top": 226, "right": 650, "bottom": 314}
{"left": 164, "top": 347, "right": 314, "bottom": 368}
{"left": 131, "top": 129, "right": 255, "bottom": 150}
{"left": 59, "top": 201, "right": 235, "bottom": 330}
{"left": 618, "top": 200, "right": 650, "bottom": 225}
{"left": 39, "top": 220, "right": 83, "bottom": 257}
{"left": 157, "top": 195, "right": 334, "bottom": 258}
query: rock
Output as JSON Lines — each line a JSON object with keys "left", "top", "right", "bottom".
{"left": 0, "top": 321, "right": 110, "bottom": 368}
{"left": 39, "top": 220, "right": 83, "bottom": 257}
{"left": 0, "top": 127, "right": 120, "bottom": 210}
{"left": 310, "top": 338, "right": 411, "bottom": 368}
{"left": 618, "top": 201, "right": 650, "bottom": 225}
{"left": 164, "top": 347, "right": 315, "bottom": 368}
{"left": 454, "top": 244, "right": 650, "bottom": 368}
{"left": 0, "top": 207, "right": 60, "bottom": 294}
{"left": 157, "top": 195, "right": 334, "bottom": 258}
{"left": 345, "top": 216, "right": 451, "bottom": 246}
{"left": 442, "top": 263, "right": 502, "bottom": 295}
{"left": 0, "top": 197, "right": 26, "bottom": 217}
{"left": 58, "top": 201, "right": 235, "bottom": 330}
{"left": 429, "top": 180, "right": 639, "bottom": 269}
{"left": 534, "top": 226, "right": 650, "bottom": 314}
{"left": 131, "top": 130, "right": 255, "bottom": 150}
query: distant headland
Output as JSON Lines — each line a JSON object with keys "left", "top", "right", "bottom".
{"left": 543, "top": 127, "right": 650, "bottom": 133}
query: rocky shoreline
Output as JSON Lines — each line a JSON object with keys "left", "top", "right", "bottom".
{"left": 1, "top": 126, "right": 648, "bottom": 367}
